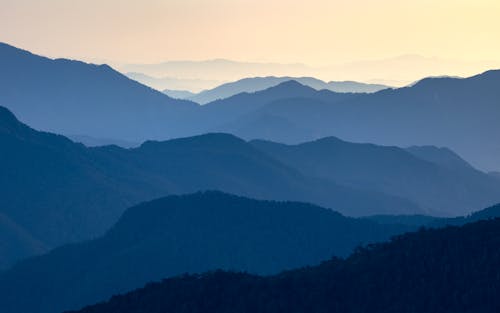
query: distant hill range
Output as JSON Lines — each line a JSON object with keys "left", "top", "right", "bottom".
{"left": 126, "top": 72, "right": 221, "bottom": 93}
{"left": 204, "top": 72, "right": 500, "bottom": 171}
{"left": 0, "top": 105, "right": 413, "bottom": 269}
{"left": 1, "top": 42, "right": 500, "bottom": 170}
{"left": 1, "top": 105, "right": 500, "bottom": 269}
{"left": 160, "top": 76, "right": 390, "bottom": 104}
{"left": 66, "top": 212, "right": 500, "bottom": 313}
{"left": 250, "top": 138, "right": 500, "bottom": 216}
{"left": 0, "top": 42, "right": 199, "bottom": 142}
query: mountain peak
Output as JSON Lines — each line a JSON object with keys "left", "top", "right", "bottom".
{"left": 274, "top": 79, "right": 311, "bottom": 89}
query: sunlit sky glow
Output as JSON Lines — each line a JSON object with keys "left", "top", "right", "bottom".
{"left": 2, "top": 0, "right": 500, "bottom": 81}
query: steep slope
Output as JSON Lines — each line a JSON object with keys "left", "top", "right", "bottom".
{"left": 251, "top": 137, "right": 500, "bottom": 215}
{"left": 0, "top": 192, "right": 415, "bottom": 313}
{"left": 0, "top": 42, "right": 198, "bottom": 142}
{"left": 0, "top": 106, "right": 159, "bottom": 248}
{"left": 68, "top": 215, "right": 500, "bottom": 313}
{"left": 406, "top": 145, "right": 474, "bottom": 170}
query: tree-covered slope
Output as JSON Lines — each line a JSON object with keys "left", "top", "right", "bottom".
{"left": 69, "top": 216, "right": 500, "bottom": 313}
{"left": 0, "top": 192, "right": 414, "bottom": 313}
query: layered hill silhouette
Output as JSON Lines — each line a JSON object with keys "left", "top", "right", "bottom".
{"left": 250, "top": 138, "right": 500, "bottom": 215}
{"left": 0, "top": 105, "right": 423, "bottom": 268}
{"left": 164, "top": 76, "right": 388, "bottom": 104}
{"left": 2, "top": 42, "right": 499, "bottom": 171}
{"left": 194, "top": 80, "right": 355, "bottom": 137}
{"left": 2, "top": 104, "right": 500, "bottom": 268}
{"left": 212, "top": 71, "right": 500, "bottom": 171}
{"left": 0, "top": 42, "right": 198, "bottom": 142}
{"left": 0, "top": 191, "right": 415, "bottom": 313}
{"left": 67, "top": 215, "right": 500, "bottom": 313}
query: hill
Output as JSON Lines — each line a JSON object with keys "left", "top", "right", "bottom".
{"left": 176, "top": 76, "right": 388, "bottom": 104}
{"left": 0, "top": 42, "right": 198, "bottom": 142}
{"left": 251, "top": 137, "right": 500, "bottom": 215}
{"left": 3, "top": 43, "right": 499, "bottom": 171}
{"left": 68, "top": 214, "right": 500, "bottom": 313}
{"left": 0, "top": 192, "right": 414, "bottom": 313}
{"left": 0, "top": 106, "right": 418, "bottom": 268}
{"left": 217, "top": 70, "right": 500, "bottom": 171}
{"left": 193, "top": 81, "right": 356, "bottom": 133}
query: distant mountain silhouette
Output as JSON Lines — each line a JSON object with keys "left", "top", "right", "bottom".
{"left": 194, "top": 81, "right": 356, "bottom": 133}
{"left": 214, "top": 70, "right": 500, "bottom": 171}
{"left": 0, "top": 106, "right": 422, "bottom": 268}
{"left": 2, "top": 43, "right": 499, "bottom": 170}
{"left": 67, "top": 213, "right": 500, "bottom": 313}
{"left": 162, "top": 89, "right": 196, "bottom": 99}
{"left": 2, "top": 103, "right": 499, "bottom": 268}
{"left": 0, "top": 42, "right": 198, "bottom": 142}
{"left": 168, "top": 76, "right": 389, "bottom": 104}
{"left": 120, "top": 59, "right": 313, "bottom": 82}
{"left": 127, "top": 72, "right": 220, "bottom": 92}
{"left": 0, "top": 191, "right": 416, "bottom": 313}
{"left": 251, "top": 137, "right": 500, "bottom": 215}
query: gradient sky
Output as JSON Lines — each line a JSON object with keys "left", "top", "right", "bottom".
{"left": 1, "top": 0, "right": 499, "bottom": 69}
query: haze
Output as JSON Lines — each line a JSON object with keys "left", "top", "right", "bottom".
{"left": 1, "top": 0, "right": 500, "bottom": 82}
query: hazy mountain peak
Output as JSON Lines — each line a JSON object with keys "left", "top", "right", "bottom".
{"left": 258, "top": 80, "right": 317, "bottom": 95}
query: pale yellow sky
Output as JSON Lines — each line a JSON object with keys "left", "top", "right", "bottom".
{"left": 1, "top": 0, "right": 499, "bottom": 71}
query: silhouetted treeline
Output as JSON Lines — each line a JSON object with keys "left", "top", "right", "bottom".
{"left": 71, "top": 218, "right": 500, "bottom": 313}
{"left": 0, "top": 191, "right": 414, "bottom": 313}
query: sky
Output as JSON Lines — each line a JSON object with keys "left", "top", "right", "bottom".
{"left": 1, "top": 0, "right": 500, "bottom": 81}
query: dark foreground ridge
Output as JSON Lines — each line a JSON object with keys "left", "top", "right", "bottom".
{"left": 70, "top": 217, "right": 500, "bottom": 313}
{"left": 0, "top": 191, "right": 413, "bottom": 313}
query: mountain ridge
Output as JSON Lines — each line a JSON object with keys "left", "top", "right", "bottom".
{"left": 66, "top": 212, "right": 500, "bottom": 313}
{"left": 0, "top": 191, "right": 416, "bottom": 313}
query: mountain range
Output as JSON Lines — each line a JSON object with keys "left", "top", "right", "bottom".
{"left": 162, "top": 76, "right": 389, "bottom": 104}
{"left": 0, "top": 191, "right": 416, "bottom": 313}
{"left": 0, "top": 105, "right": 414, "bottom": 268}
{"left": 2, "top": 103, "right": 500, "bottom": 269}
{"left": 206, "top": 72, "right": 500, "bottom": 171}
{"left": 0, "top": 42, "right": 198, "bottom": 142}
{"left": 66, "top": 214, "right": 500, "bottom": 313}
{"left": 118, "top": 54, "right": 497, "bottom": 87}
{"left": 1, "top": 42, "right": 500, "bottom": 171}
{"left": 250, "top": 138, "right": 500, "bottom": 216}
